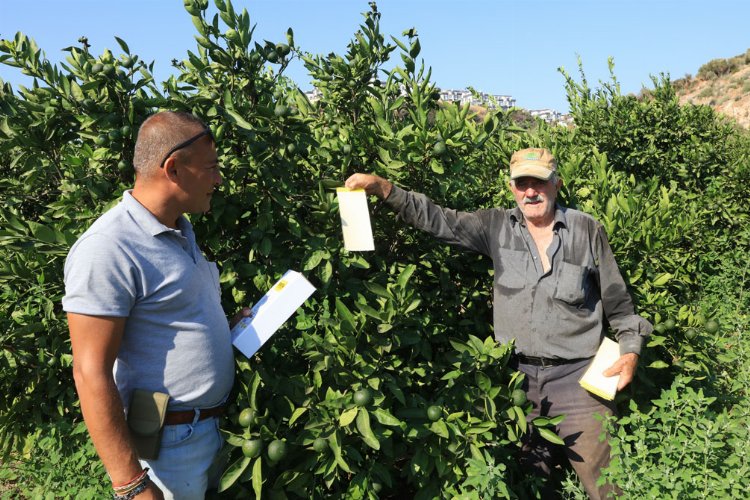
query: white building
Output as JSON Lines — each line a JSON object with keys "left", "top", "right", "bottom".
{"left": 439, "top": 89, "right": 516, "bottom": 110}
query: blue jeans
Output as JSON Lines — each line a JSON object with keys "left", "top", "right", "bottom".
{"left": 140, "top": 415, "right": 223, "bottom": 500}
{"left": 516, "top": 358, "right": 618, "bottom": 500}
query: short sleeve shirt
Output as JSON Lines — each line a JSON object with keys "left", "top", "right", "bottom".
{"left": 63, "top": 191, "right": 234, "bottom": 410}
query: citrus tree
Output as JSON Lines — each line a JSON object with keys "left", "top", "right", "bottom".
{"left": 1, "top": 1, "right": 750, "bottom": 498}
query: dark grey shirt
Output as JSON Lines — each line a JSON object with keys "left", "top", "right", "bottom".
{"left": 384, "top": 186, "right": 651, "bottom": 359}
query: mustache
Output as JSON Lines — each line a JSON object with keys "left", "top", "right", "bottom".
{"left": 523, "top": 195, "right": 543, "bottom": 204}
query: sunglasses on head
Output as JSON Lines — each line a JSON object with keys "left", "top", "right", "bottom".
{"left": 159, "top": 128, "right": 214, "bottom": 168}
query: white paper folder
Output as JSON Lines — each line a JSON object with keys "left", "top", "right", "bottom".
{"left": 579, "top": 337, "right": 621, "bottom": 401}
{"left": 336, "top": 188, "right": 375, "bottom": 251}
{"left": 231, "top": 270, "right": 316, "bottom": 358}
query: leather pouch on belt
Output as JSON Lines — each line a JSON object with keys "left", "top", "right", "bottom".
{"left": 127, "top": 389, "right": 169, "bottom": 460}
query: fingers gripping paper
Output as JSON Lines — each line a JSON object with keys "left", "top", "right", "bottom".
{"left": 336, "top": 188, "right": 375, "bottom": 251}
{"left": 231, "top": 270, "right": 316, "bottom": 358}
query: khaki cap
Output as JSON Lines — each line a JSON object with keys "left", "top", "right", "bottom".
{"left": 509, "top": 148, "right": 557, "bottom": 180}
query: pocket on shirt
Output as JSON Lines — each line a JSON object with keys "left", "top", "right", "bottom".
{"left": 496, "top": 248, "right": 527, "bottom": 289}
{"left": 554, "top": 262, "right": 589, "bottom": 305}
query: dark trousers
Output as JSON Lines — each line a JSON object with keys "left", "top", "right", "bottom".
{"left": 516, "top": 358, "right": 618, "bottom": 499}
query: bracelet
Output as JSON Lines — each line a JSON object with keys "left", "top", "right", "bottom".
{"left": 113, "top": 476, "right": 149, "bottom": 500}
{"left": 113, "top": 467, "right": 149, "bottom": 489}
{"left": 113, "top": 467, "right": 150, "bottom": 499}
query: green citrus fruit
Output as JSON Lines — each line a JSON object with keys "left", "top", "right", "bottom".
{"left": 276, "top": 43, "right": 290, "bottom": 56}
{"left": 266, "top": 50, "right": 279, "bottom": 63}
{"left": 91, "top": 63, "right": 103, "bottom": 74}
{"left": 426, "top": 405, "right": 442, "bottom": 422}
{"left": 342, "top": 144, "right": 352, "bottom": 155}
{"left": 654, "top": 322, "right": 667, "bottom": 334}
{"left": 353, "top": 388, "right": 373, "bottom": 407}
{"left": 663, "top": 318, "right": 676, "bottom": 331}
{"left": 95, "top": 135, "right": 108, "bottom": 146}
{"left": 117, "top": 160, "right": 129, "bottom": 171}
{"left": 274, "top": 104, "right": 288, "bottom": 117}
{"left": 372, "top": 482, "right": 383, "bottom": 493}
{"left": 238, "top": 408, "right": 257, "bottom": 428}
{"left": 286, "top": 143, "right": 296, "bottom": 155}
{"left": 225, "top": 29, "right": 241, "bottom": 45}
{"left": 312, "top": 437, "right": 328, "bottom": 453}
{"left": 242, "top": 439, "right": 263, "bottom": 458}
{"left": 102, "top": 64, "right": 115, "bottom": 76}
{"left": 267, "top": 439, "right": 287, "bottom": 462}
{"left": 432, "top": 141, "right": 446, "bottom": 156}
{"left": 511, "top": 389, "right": 527, "bottom": 406}
{"left": 108, "top": 129, "right": 121, "bottom": 141}
{"left": 685, "top": 328, "right": 698, "bottom": 340}
{"left": 633, "top": 184, "right": 645, "bottom": 194}
{"left": 704, "top": 319, "right": 720, "bottom": 334}
{"left": 120, "top": 125, "right": 132, "bottom": 137}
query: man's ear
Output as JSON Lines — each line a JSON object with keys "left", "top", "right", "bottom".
{"left": 163, "top": 156, "right": 179, "bottom": 183}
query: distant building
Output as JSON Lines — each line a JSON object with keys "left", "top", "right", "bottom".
{"left": 438, "top": 89, "right": 515, "bottom": 110}
{"left": 529, "top": 108, "right": 574, "bottom": 126}
{"left": 304, "top": 88, "right": 323, "bottom": 102}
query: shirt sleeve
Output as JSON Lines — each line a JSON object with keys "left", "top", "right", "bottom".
{"left": 62, "top": 233, "right": 138, "bottom": 317}
{"left": 383, "top": 185, "right": 493, "bottom": 256}
{"left": 594, "top": 224, "right": 653, "bottom": 355}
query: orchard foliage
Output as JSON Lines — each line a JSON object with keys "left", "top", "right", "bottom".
{"left": 1, "top": 1, "right": 750, "bottom": 498}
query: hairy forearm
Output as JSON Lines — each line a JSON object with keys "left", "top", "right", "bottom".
{"left": 74, "top": 369, "right": 143, "bottom": 485}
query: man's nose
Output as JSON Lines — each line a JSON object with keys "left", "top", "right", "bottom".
{"left": 214, "top": 170, "right": 223, "bottom": 186}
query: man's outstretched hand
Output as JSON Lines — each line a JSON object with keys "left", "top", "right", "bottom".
{"left": 344, "top": 173, "right": 392, "bottom": 200}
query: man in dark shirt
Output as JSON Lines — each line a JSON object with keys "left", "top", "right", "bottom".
{"left": 345, "top": 148, "right": 651, "bottom": 498}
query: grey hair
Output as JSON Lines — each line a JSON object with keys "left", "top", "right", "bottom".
{"left": 133, "top": 111, "right": 209, "bottom": 178}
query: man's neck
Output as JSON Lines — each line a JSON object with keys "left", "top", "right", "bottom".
{"left": 131, "top": 184, "right": 181, "bottom": 229}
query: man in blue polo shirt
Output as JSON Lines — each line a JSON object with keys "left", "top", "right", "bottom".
{"left": 64, "top": 111, "right": 246, "bottom": 499}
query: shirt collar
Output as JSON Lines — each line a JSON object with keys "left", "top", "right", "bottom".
{"left": 509, "top": 204, "right": 568, "bottom": 230}
{"left": 121, "top": 190, "right": 192, "bottom": 237}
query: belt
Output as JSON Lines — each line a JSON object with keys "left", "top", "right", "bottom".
{"left": 514, "top": 354, "right": 587, "bottom": 367}
{"left": 163, "top": 404, "right": 226, "bottom": 426}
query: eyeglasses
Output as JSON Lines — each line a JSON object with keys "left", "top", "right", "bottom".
{"left": 159, "top": 128, "right": 213, "bottom": 168}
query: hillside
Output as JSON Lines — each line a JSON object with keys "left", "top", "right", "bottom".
{"left": 672, "top": 49, "right": 750, "bottom": 128}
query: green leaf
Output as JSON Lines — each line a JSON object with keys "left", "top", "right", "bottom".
{"left": 537, "top": 427, "right": 565, "bottom": 445}
{"left": 363, "top": 281, "right": 391, "bottom": 299}
{"left": 372, "top": 408, "right": 402, "bottom": 427}
{"left": 653, "top": 273, "right": 672, "bottom": 287}
{"left": 339, "top": 406, "right": 359, "bottom": 427}
{"left": 303, "top": 249, "right": 326, "bottom": 271}
{"left": 288, "top": 407, "right": 307, "bottom": 426}
{"left": 335, "top": 298, "right": 356, "bottom": 330}
{"left": 251, "top": 457, "right": 263, "bottom": 499}
{"left": 430, "top": 420, "right": 449, "bottom": 439}
{"left": 356, "top": 409, "right": 380, "bottom": 450}
{"left": 218, "top": 456, "right": 250, "bottom": 492}
{"left": 648, "top": 360, "right": 670, "bottom": 369}
{"left": 114, "top": 36, "right": 130, "bottom": 54}
{"left": 225, "top": 108, "right": 255, "bottom": 131}
{"left": 357, "top": 302, "right": 383, "bottom": 321}
{"left": 29, "top": 222, "right": 58, "bottom": 244}
{"left": 329, "top": 431, "right": 352, "bottom": 473}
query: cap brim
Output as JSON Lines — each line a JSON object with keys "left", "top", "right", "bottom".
{"left": 510, "top": 164, "right": 555, "bottom": 180}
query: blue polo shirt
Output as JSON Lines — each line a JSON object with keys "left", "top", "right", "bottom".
{"left": 63, "top": 191, "right": 234, "bottom": 410}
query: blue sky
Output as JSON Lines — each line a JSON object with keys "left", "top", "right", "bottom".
{"left": 1, "top": 0, "right": 749, "bottom": 113}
